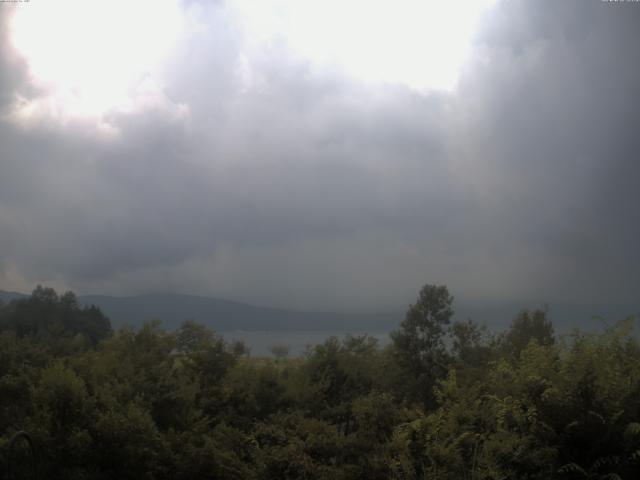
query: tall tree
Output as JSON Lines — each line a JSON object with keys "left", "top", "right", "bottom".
{"left": 391, "top": 283, "right": 454, "bottom": 407}
{"left": 503, "top": 307, "right": 554, "bottom": 357}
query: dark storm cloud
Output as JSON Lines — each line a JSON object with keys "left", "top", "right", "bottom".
{"left": 0, "top": 0, "right": 638, "bottom": 310}
{"left": 448, "top": 0, "right": 640, "bottom": 303}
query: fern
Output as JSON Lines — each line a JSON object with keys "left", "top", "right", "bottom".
{"left": 600, "top": 474, "right": 622, "bottom": 480}
{"left": 591, "top": 455, "right": 620, "bottom": 471}
{"left": 558, "top": 462, "right": 589, "bottom": 477}
{"left": 625, "top": 422, "right": 640, "bottom": 439}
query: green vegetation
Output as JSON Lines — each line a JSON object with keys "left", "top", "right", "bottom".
{"left": 1, "top": 285, "right": 639, "bottom": 479}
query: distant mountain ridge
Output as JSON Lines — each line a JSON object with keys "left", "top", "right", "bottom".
{"left": 1, "top": 289, "right": 637, "bottom": 333}
{"left": 0, "top": 290, "right": 400, "bottom": 331}
{"left": 79, "top": 292, "right": 401, "bottom": 331}
{"left": 0, "top": 290, "right": 26, "bottom": 303}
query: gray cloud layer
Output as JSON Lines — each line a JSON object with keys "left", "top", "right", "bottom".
{"left": 0, "top": 0, "right": 638, "bottom": 311}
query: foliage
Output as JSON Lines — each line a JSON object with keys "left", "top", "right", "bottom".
{"left": 501, "top": 307, "right": 555, "bottom": 358}
{"left": 0, "top": 286, "right": 111, "bottom": 349}
{"left": 0, "top": 285, "right": 639, "bottom": 479}
{"left": 391, "top": 284, "right": 454, "bottom": 407}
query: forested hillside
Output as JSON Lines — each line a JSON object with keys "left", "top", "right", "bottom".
{"left": 1, "top": 285, "right": 639, "bottom": 479}
{"left": 77, "top": 293, "right": 399, "bottom": 331}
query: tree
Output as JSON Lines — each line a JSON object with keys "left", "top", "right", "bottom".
{"left": 391, "top": 284, "right": 454, "bottom": 407}
{"left": 502, "top": 307, "right": 554, "bottom": 357}
{"left": 176, "top": 319, "right": 215, "bottom": 354}
{"left": 450, "top": 318, "right": 492, "bottom": 366}
{"left": 0, "top": 286, "right": 111, "bottom": 346}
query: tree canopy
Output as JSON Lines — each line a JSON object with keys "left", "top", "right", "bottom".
{"left": 0, "top": 284, "right": 639, "bottom": 479}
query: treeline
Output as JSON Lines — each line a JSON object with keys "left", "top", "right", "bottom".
{"left": 1, "top": 284, "right": 639, "bottom": 479}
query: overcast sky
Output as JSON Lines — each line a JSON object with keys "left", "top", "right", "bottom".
{"left": 0, "top": 0, "right": 638, "bottom": 311}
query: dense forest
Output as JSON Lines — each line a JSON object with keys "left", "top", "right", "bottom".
{"left": 1, "top": 285, "right": 639, "bottom": 479}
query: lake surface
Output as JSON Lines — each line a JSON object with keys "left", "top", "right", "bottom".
{"left": 219, "top": 330, "right": 392, "bottom": 357}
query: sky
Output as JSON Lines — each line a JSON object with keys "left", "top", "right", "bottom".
{"left": 0, "top": 0, "right": 638, "bottom": 312}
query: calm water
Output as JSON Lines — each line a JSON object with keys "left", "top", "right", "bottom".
{"left": 219, "top": 330, "right": 392, "bottom": 357}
